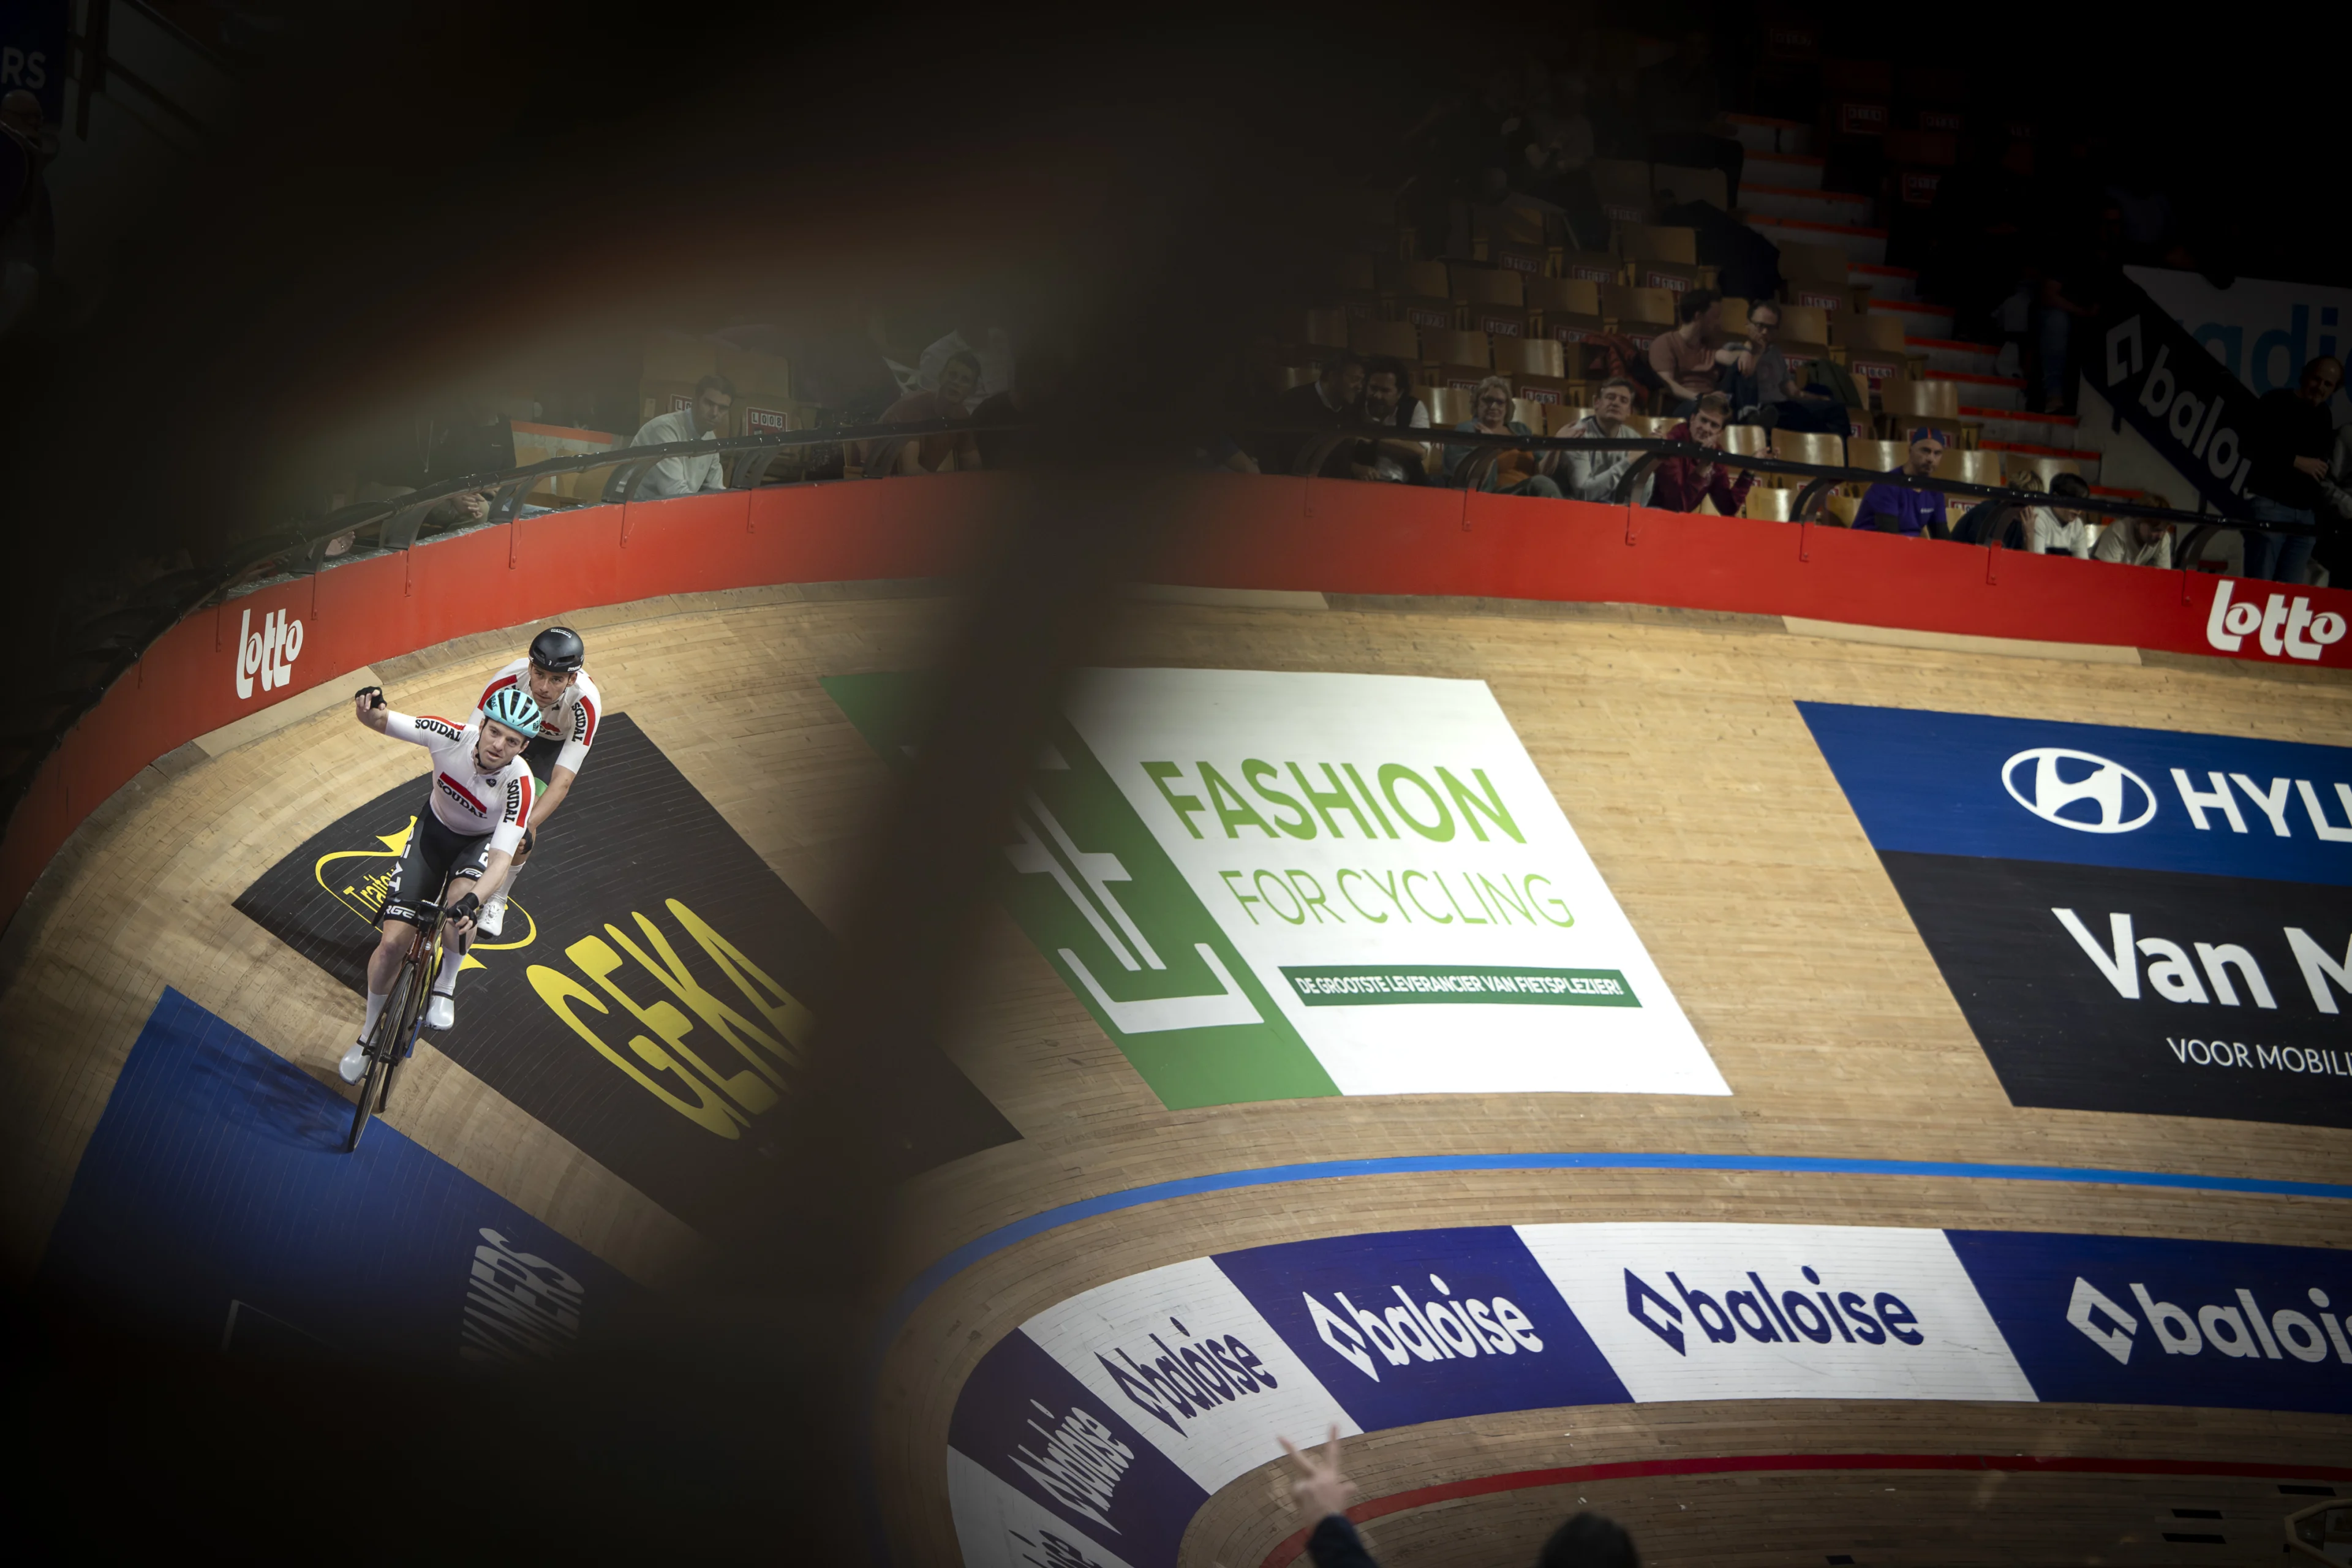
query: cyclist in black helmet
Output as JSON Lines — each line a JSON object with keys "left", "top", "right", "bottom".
{"left": 466, "top": 625, "right": 602, "bottom": 938}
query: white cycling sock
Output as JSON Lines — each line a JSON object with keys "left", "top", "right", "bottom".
{"left": 361, "top": 988, "right": 390, "bottom": 1040}
{"left": 431, "top": 944, "right": 460, "bottom": 998}
{"left": 489, "top": 866, "right": 522, "bottom": 905}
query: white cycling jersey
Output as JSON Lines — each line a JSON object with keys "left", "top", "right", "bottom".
{"left": 471, "top": 657, "right": 603, "bottom": 777}
{"left": 385, "top": 711, "right": 535, "bottom": 856}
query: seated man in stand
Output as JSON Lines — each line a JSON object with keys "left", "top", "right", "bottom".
{"left": 1650, "top": 391, "right": 1754, "bottom": 514}
{"left": 1351, "top": 358, "right": 1432, "bottom": 483}
{"left": 628, "top": 374, "right": 734, "bottom": 497}
{"left": 1852, "top": 426, "right": 1950, "bottom": 537}
{"left": 1559, "top": 376, "right": 1653, "bottom": 503}
{"left": 876, "top": 350, "right": 983, "bottom": 473}
{"left": 1732, "top": 301, "right": 1849, "bottom": 434}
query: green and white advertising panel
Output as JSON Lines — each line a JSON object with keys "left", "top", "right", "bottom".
{"left": 826, "top": 669, "right": 1727, "bottom": 1108}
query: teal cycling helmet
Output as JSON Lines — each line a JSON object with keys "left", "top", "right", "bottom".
{"left": 481, "top": 685, "right": 543, "bottom": 741}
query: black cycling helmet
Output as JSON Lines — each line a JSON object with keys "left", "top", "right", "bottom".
{"left": 529, "top": 625, "right": 585, "bottom": 673}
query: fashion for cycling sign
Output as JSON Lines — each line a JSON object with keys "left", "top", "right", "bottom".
{"left": 826, "top": 669, "right": 1725, "bottom": 1107}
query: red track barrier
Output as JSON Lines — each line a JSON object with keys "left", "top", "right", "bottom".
{"left": 7, "top": 472, "right": 2346, "bottom": 926}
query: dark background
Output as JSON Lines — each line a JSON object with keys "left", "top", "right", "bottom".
{"left": 7, "top": 2, "right": 2352, "bottom": 1559}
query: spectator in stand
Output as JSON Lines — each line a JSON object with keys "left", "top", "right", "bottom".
{"left": 1446, "top": 375, "right": 1561, "bottom": 497}
{"left": 2029, "top": 471, "right": 2096, "bottom": 556}
{"left": 1730, "top": 301, "right": 1847, "bottom": 433}
{"left": 1270, "top": 353, "right": 1366, "bottom": 475}
{"left": 1651, "top": 290, "right": 1740, "bottom": 415}
{"left": 628, "top": 374, "right": 734, "bottom": 497}
{"left": 1281, "top": 1428, "right": 1640, "bottom": 1568}
{"left": 2242, "top": 355, "right": 2343, "bottom": 582}
{"left": 2313, "top": 419, "right": 2352, "bottom": 586}
{"left": 1651, "top": 391, "right": 1752, "bottom": 514}
{"left": 876, "top": 349, "right": 984, "bottom": 474}
{"left": 917, "top": 323, "right": 1013, "bottom": 399}
{"left": 1560, "top": 376, "right": 1652, "bottom": 504}
{"left": 2093, "top": 505, "right": 2174, "bottom": 568}
{"left": 2030, "top": 204, "right": 2124, "bottom": 415}
{"left": 1353, "top": 358, "right": 1432, "bottom": 483}
{"left": 1639, "top": 29, "right": 1741, "bottom": 203}
{"left": 1852, "top": 426, "right": 1951, "bottom": 537}
{"left": 970, "top": 350, "right": 1065, "bottom": 469}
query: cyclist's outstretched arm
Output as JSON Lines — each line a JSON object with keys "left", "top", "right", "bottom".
{"left": 353, "top": 687, "right": 392, "bottom": 734}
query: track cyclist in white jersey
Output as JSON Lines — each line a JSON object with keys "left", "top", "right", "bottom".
{"left": 337, "top": 683, "right": 540, "bottom": 1084}
{"left": 465, "top": 625, "right": 601, "bottom": 938}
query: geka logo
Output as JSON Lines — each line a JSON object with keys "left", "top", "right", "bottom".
{"left": 1623, "top": 1263, "right": 1927, "bottom": 1355}
{"left": 2065, "top": 1276, "right": 2352, "bottom": 1368}
{"left": 234, "top": 606, "right": 304, "bottom": 699}
{"left": 2205, "top": 579, "right": 2348, "bottom": 663}
{"left": 1095, "top": 1315, "right": 1279, "bottom": 1438}
{"left": 1303, "top": 1272, "right": 1545, "bottom": 1380}
{"left": 2002, "top": 748, "right": 2157, "bottom": 834}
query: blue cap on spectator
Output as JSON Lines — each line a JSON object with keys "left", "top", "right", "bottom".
{"left": 1907, "top": 425, "right": 1948, "bottom": 447}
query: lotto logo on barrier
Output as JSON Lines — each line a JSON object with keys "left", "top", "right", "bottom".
{"left": 235, "top": 714, "right": 1014, "bottom": 1225}
{"left": 1801, "top": 702, "right": 2352, "bottom": 1128}
{"left": 2205, "top": 579, "right": 2348, "bottom": 663}
{"left": 233, "top": 606, "right": 304, "bottom": 698}
{"left": 1518, "top": 1223, "right": 2034, "bottom": 1403}
{"left": 1950, "top": 1231, "right": 2352, "bottom": 1415}
{"left": 826, "top": 669, "right": 1726, "bottom": 1109}
{"left": 1212, "top": 1227, "right": 1627, "bottom": 1431}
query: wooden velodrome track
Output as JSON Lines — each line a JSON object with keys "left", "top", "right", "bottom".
{"left": 2, "top": 571, "right": 2348, "bottom": 1566}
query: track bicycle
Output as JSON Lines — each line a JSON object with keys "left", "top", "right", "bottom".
{"left": 344, "top": 886, "right": 453, "bottom": 1153}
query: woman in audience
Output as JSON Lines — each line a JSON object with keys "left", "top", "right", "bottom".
{"left": 1444, "top": 375, "right": 1562, "bottom": 498}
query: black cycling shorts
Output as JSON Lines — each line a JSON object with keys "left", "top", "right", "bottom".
{"left": 381, "top": 811, "right": 494, "bottom": 927}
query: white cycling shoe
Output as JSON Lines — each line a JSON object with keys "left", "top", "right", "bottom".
{"left": 475, "top": 893, "right": 507, "bottom": 938}
{"left": 427, "top": 993, "right": 455, "bottom": 1031}
{"left": 339, "top": 1042, "right": 368, "bottom": 1084}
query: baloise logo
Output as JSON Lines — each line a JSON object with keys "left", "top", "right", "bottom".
{"left": 1624, "top": 1262, "right": 1927, "bottom": 1355}
{"left": 1094, "top": 1315, "right": 1281, "bottom": 1438}
{"left": 2065, "top": 1276, "right": 2352, "bottom": 1368}
{"left": 1302, "top": 1272, "right": 1546, "bottom": 1381}
{"left": 2002, "top": 748, "right": 2157, "bottom": 834}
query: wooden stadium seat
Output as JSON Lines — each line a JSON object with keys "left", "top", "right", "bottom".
{"left": 1769, "top": 429, "right": 1845, "bottom": 481}
{"left": 1651, "top": 163, "right": 1728, "bottom": 209}
{"left": 1350, "top": 319, "right": 1423, "bottom": 364}
{"left": 1590, "top": 157, "right": 1653, "bottom": 222}
{"left": 1421, "top": 327, "right": 1493, "bottom": 370}
{"left": 1620, "top": 224, "right": 1699, "bottom": 265}
{"left": 1542, "top": 403, "right": 1593, "bottom": 435}
{"left": 1417, "top": 385, "right": 1472, "bottom": 427}
{"left": 1848, "top": 437, "right": 1906, "bottom": 474}
{"left": 1628, "top": 258, "right": 1708, "bottom": 295}
{"left": 1494, "top": 338, "right": 1567, "bottom": 379}
{"left": 1721, "top": 423, "right": 1770, "bottom": 457}
{"left": 1836, "top": 311, "right": 1909, "bottom": 352}
{"left": 1511, "top": 396, "right": 1547, "bottom": 430}
{"left": 1823, "top": 492, "right": 1862, "bottom": 525}
{"left": 1466, "top": 300, "right": 1534, "bottom": 342}
{"left": 1450, "top": 265, "right": 1525, "bottom": 307}
{"left": 1599, "top": 285, "right": 1677, "bottom": 329}
{"left": 1296, "top": 307, "right": 1350, "bottom": 350}
{"left": 1774, "top": 304, "right": 1836, "bottom": 374}
{"left": 1527, "top": 276, "right": 1602, "bottom": 317}
{"left": 1779, "top": 240, "right": 1850, "bottom": 288}
{"left": 1560, "top": 249, "right": 1625, "bottom": 285}
{"left": 1880, "top": 378, "right": 1961, "bottom": 423}
{"left": 1393, "top": 260, "right": 1458, "bottom": 331}
{"left": 1934, "top": 448, "right": 2003, "bottom": 487}
{"left": 1339, "top": 254, "right": 1378, "bottom": 293}
{"left": 1743, "top": 484, "right": 1800, "bottom": 520}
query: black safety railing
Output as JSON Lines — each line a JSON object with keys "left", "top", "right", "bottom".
{"left": 0, "top": 417, "right": 2312, "bottom": 847}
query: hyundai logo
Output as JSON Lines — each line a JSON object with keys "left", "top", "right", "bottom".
{"left": 2001, "top": 748, "right": 2157, "bottom": 834}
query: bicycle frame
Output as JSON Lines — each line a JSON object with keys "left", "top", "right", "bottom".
{"left": 344, "top": 891, "right": 453, "bottom": 1152}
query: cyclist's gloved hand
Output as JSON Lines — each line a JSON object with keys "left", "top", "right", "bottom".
{"left": 449, "top": 891, "right": 481, "bottom": 924}
{"left": 355, "top": 685, "right": 385, "bottom": 709}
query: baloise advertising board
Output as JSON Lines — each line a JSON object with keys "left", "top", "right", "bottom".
{"left": 826, "top": 669, "right": 1728, "bottom": 1109}
{"left": 1801, "top": 702, "right": 2352, "bottom": 1128}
